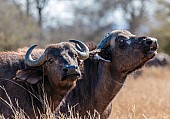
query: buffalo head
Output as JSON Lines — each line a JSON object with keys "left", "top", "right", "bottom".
{"left": 94, "top": 30, "right": 158, "bottom": 74}
{"left": 16, "top": 40, "right": 89, "bottom": 84}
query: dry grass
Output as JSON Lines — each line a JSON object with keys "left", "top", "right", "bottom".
{"left": 110, "top": 66, "right": 170, "bottom": 119}
{"left": 0, "top": 66, "right": 170, "bottom": 119}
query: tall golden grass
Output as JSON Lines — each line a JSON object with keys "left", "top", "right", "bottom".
{"left": 0, "top": 66, "right": 170, "bottom": 119}
{"left": 110, "top": 66, "right": 170, "bottom": 119}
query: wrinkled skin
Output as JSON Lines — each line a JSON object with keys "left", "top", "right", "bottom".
{"left": 0, "top": 42, "right": 88, "bottom": 118}
{"left": 42, "top": 43, "right": 81, "bottom": 83}
{"left": 56, "top": 30, "right": 158, "bottom": 119}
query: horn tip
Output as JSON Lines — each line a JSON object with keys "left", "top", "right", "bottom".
{"left": 31, "top": 44, "right": 38, "bottom": 47}
{"left": 69, "top": 39, "right": 79, "bottom": 42}
{"left": 28, "top": 44, "right": 38, "bottom": 50}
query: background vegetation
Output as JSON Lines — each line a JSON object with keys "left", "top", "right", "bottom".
{"left": 0, "top": 1, "right": 170, "bottom": 118}
{"left": 0, "top": 0, "right": 169, "bottom": 54}
{"left": 110, "top": 67, "right": 170, "bottom": 119}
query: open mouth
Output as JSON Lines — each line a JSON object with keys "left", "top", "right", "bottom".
{"left": 148, "top": 45, "right": 157, "bottom": 54}
{"left": 61, "top": 74, "right": 81, "bottom": 81}
{"left": 144, "top": 44, "right": 158, "bottom": 56}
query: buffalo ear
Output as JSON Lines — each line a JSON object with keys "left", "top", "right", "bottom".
{"left": 15, "top": 69, "right": 43, "bottom": 84}
{"left": 98, "top": 49, "right": 111, "bottom": 61}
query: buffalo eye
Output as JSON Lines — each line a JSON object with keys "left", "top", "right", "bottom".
{"left": 116, "top": 36, "right": 129, "bottom": 49}
{"left": 116, "top": 36, "right": 127, "bottom": 44}
{"left": 119, "top": 39, "right": 124, "bottom": 44}
{"left": 48, "top": 58, "right": 54, "bottom": 64}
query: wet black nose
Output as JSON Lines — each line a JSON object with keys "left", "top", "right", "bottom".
{"left": 145, "top": 39, "right": 153, "bottom": 45}
{"left": 63, "top": 65, "right": 79, "bottom": 74}
{"left": 143, "top": 37, "right": 157, "bottom": 46}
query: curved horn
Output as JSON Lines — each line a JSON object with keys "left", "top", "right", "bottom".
{"left": 96, "top": 33, "right": 113, "bottom": 49}
{"left": 91, "top": 33, "right": 113, "bottom": 62}
{"left": 25, "top": 45, "right": 46, "bottom": 66}
{"left": 69, "top": 40, "right": 89, "bottom": 60}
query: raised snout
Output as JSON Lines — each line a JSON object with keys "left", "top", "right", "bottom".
{"left": 142, "top": 37, "right": 158, "bottom": 56}
{"left": 143, "top": 37, "right": 158, "bottom": 47}
{"left": 62, "top": 65, "right": 81, "bottom": 81}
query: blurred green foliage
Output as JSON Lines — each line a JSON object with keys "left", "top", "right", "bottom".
{"left": 0, "top": 0, "right": 170, "bottom": 55}
{"left": 0, "top": 2, "right": 42, "bottom": 51}
{"left": 149, "top": 0, "right": 170, "bottom": 55}
{"left": 150, "top": 24, "right": 170, "bottom": 54}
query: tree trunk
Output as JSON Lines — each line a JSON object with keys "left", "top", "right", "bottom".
{"left": 26, "top": 0, "right": 31, "bottom": 16}
{"left": 38, "top": 7, "right": 42, "bottom": 28}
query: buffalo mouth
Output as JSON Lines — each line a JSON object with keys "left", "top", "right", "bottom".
{"left": 61, "top": 74, "right": 81, "bottom": 82}
{"left": 143, "top": 43, "right": 158, "bottom": 57}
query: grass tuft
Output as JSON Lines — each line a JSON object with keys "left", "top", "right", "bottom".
{"left": 0, "top": 67, "right": 170, "bottom": 119}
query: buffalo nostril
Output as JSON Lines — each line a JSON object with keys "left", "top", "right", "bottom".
{"left": 63, "top": 65, "right": 78, "bottom": 73}
{"left": 75, "top": 66, "right": 78, "bottom": 69}
{"left": 145, "top": 39, "right": 153, "bottom": 45}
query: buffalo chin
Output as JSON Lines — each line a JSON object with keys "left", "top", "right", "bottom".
{"left": 143, "top": 45, "right": 157, "bottom": 59}
{"left": 145, "top": 49, "right": 157, "bottom": 59}
{"left": 61, "top": 74, "right": 80, "bottom": 82}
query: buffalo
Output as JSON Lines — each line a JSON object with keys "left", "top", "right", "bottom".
{"left": 145, "top": 52, "right": 170, "bottom": 67}
{"left": 56, "top": 30, "right": 158, "bottom": 118}
{"left": 133, "top": 52, "right": 170, "bottom": 79}
{"left": 0, "top": 40, "right": 89, "bottom": 118}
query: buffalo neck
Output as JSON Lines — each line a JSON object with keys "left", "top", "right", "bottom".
{"left": 92, "top": 59, "right": 126, "bottom": 114}
{"left": 57, "top": 57, "right": 127, "bottom": 117}
{"left": 44, "top": 76, "right": 76, "bottom": 111}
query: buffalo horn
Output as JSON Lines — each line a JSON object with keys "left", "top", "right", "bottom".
{"left": 92, "top": 33, "right": 113, "bottom": 62}
{"left": 69, "top": 40, "right": 89, "bottom": 60}
{"left": 96, "top": 34, "right": 113, "bottom": 49}
{"left": 25, "top": 45, "right": 46, "bottom": 66}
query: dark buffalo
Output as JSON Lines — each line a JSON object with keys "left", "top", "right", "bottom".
{"left": 0, "top": 40, "right": 89, "bottom": 118}
{"left": 0, "top": 48, "right": 44, "bottom": 79}
{"left": 132, "top": 52, "right": 170, "bottom": 79}
{"left": 56, "top": 30, "right": 158, "bottom": 118}
{"left": 145, "top": 52, "right": 170, "bottom": 67}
